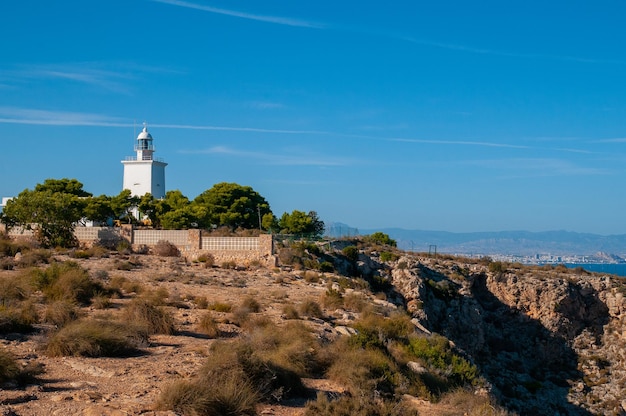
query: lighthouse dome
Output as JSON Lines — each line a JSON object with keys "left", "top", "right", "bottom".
{"left": 137, "top": 126, "right": 153, "bottom": 140}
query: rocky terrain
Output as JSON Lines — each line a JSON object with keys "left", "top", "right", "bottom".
{"left": 1, "top": 240, "right": 625, "bottom": 415}
{"left": 390, "top": 256, "right": 626, "bottom": 415}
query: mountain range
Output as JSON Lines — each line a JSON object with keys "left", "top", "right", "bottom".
{"left": 327, "top": 223, "right": 626, "bottom": 257}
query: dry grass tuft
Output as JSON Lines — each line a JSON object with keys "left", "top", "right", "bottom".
{"left": 43, "top": 318, "right": 148, "bottom": 357}
{"left": 197, "top": 313, "right": 221, "bottom": 338}
{"left": 43, "top": 301, "right": 81, "bottom": 327}
{"left": 121, "top": 298, "right": 175, "bottom": 335}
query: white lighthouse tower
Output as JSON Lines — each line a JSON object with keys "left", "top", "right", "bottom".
{"left": 121, "top": 124, "right": 167, "bottom": 199}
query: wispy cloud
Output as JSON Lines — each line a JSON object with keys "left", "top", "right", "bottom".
{"left": 179, "top": 145, "right": 354, "bottom": 167}
{"left": 2, "top": 62, "right": 181, "bottom": 94}
{"left": 0, "top": 107, "right": 127, "bottom": 127}
{"left": 153, "top": 123, "right": 323, "bottom": 135}
{"left": 246, "top": 101, "right": 285, "bottom": 110}
{"left": 466, "top": 157, "right": 610, "bottom": 178}
{"left": 399, "top": 36, "right": 621, "bottom": 64}
{"left": 595, "top": 137, "right": 626, "bottom": 143}
{"left": 153, "top": 0, "right": 324, "bottom": 28}
{"left": 389, "top": 137, "right": 530, "bottom": 149}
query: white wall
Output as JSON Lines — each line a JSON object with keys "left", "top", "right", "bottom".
{"left": 122, "top": 161, "right": 166, "bottom": 199}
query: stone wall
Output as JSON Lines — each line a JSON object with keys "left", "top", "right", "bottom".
{"left": 1, "top": 223, "right": 275, "bottom": 266}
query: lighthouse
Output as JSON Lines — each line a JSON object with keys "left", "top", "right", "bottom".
{"left": 121, "top": 124, "right": 167, "bottom": 199}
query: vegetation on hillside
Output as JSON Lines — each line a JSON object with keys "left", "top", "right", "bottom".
{"left": 1, "top": 178, "right": 326, "bottom": 247}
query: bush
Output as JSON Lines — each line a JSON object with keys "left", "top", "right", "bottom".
{"left": 407, "top": 334, "right": 478, "bottom": 386}
{"left": 0, "top": 347, "right": 43, "bottom": 386}
{"left": 33, "top": 261, "right": 103, "bottom": 305}
{"left": 282, "top": 304, "right": 300, "bottom": 320}
{"left": 299, "top": 299, "right": 324, "bottom": 319}
{"left": 156, "top": 374, "right": 258, "bottom": 416}
{"left": 304, "top": 392, "right": 418, "bottom": 416}
{"left": 0, "top": 347, "right": 20, "bottom": 383}
{"left": 379, "top": 251, "right": 398, "bottom": 262}
{"left": 153, "top": 240, "right": 180, "bottom": 257}
{"left": 322, "top": 287, "right": 344, "bottom": 309}
{"left": 196, "top": 253, "right": 215, "bottom": 267}
{"left": 365, "top": 232, "right": 397, "bottom": 247}
{"left": 0, "top": 302, "right": 38, "bottom": 333}
{"left": 240, "top": 296, "right": 261, "bottom": 313}
{"left": 43, "top": 301, "right": 81, "bottom": 327}
{"left": 319, "top": 261, "right": 334, "bottom": 273}
{"left": 197, "top": 313, "right": 221, "bottom": 338}
{"left": 195, "top": 296, "right": 209, "bottom": 309}
{"left": 43, "top": 318, "right": 148, "bottom": 357}
{"left": 209, "top": 301, "right": 233, "bottom": 313}
{"left": 121, "top": 299, "right": 175, "bottom": 335}
{"left": 326, "top": 340, "right": 399, "bottom": 397}
{"left": 342, "top": 246, "right": 359, "bottom": 262}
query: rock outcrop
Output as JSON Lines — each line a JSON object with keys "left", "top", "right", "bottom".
{"left": 390, "top": 256, "right": 626, "bottom": 415}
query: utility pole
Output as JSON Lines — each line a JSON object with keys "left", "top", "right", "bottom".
{"left": 257, "top": 205, "right": 262, "bottom": 231}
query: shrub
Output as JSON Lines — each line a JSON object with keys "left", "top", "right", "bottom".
{"left": 282, "top": 304, "right": 300, "bottom": 320}
{"left": 195, "top": 296, "right": 209, "bottom": 309}
{"left": 326, "top": 340, "right": 399, "bottom": 397}
{"left": 196, "top": 253, "right": 215, "bottom": 267}
{"left": 14, "top": 249, "right": 50, "bottom": 268}
{"left": 299, "top": 299, "right": 324, "bottom": 319}
{"left": 240, "top": 296, "right": 261, "bottom": 313}
{"left": 92, "top": 292, "right": 112, "bottom": 309}
{"left": 304, "top": 392, "right": 418, "bottom": 416}
{"left": 0, "top": 347, "right": 20, "bottom": 383}
{"left": 43, "top": 318, "right": 148, "bottom": 357}
{"left": 407, "top": 334, "right": 478, "bottom": 386}
{"left": 121, "top": 299, "right": 175, "bottom": 335}
{"left": 43, "top": 301, "right": 81, "bottom": 327}
{"left": 342, "top": 246, "right": 359, "bottom": 262}
{"left": 221, "top": 261, "right": 237, "bottom": 269}
{"left": 197, "top": 313, "right": 221, "bottom": 338}
{"left": 247, "top": 321, "right": 323, "bottom": 378}
{"left": 344, "top": 292, "right": 368, "bottom": 313}
{"left": 209, "top": 302, "right": 233, "bottom": 313}
{"left": 488, "top": 261, "right": 506, "bottom": 274}
{"left": 379, "top": 251, "right": 398, "bottom": 262}
{"left": 0, "top": 274, "right": 32, "bottom": 306}
{"left": 116, "top": 240, "right": 132, "bottom": 254}
{"left": 156, "top": 374, "right": 258, "bottom": 416}
{"left": 319, "top": 261, "right": 334, "bottom": 273}
{"left": 0, "top": 301, "right": 38, "bottom": 334}
{"left": 33, "top": 261, "right": 103, "bottom": 305}
{"left": 365, "top": 232, "right": 397, "bottom": 247}
{"left": 0, "top": 347, "right": 43, "bottom": 386}
{"left": 322, "top": 287, "right": 344, "bottom": 309}
{"left": 153, "top": 240, "right": 180, "bottom": 257}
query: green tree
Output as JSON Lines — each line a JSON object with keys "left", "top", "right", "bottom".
{"left": 193, "top": 182, "right": 272, "bottom": 230}
{"left": 278, "top": 210, "right": 325, "bottom": 237}
{"left": 365, "top": 232, "right": 397, "bottom": 247}
{"left": 84, "top": 194, "right": 114, "bottom": 224}
{"left": 110, "top": 190, "right": 139, "bottom": 223}
{"left": 35, "top": 178, "right": 92, "bottom": 197}
{"left": 2, "top": 179, "right": 90, "bottom": 247}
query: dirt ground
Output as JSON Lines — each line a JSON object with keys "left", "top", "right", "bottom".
{"left": 0, "top": 254, "right": 349, "bottom": 415}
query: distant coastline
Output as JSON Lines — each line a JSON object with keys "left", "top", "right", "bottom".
{"left": 564, "top": 263, "right": 626, "bottom": 277}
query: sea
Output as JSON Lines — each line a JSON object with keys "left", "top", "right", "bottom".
{"left": 565, "top": 263, "right": 626, "bottom": 277}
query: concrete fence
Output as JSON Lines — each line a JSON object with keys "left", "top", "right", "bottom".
{"left": 1, "top": 223, "right": 275, "bottom": 267}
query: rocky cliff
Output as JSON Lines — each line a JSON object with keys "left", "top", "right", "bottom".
{"left": 386, "top": 256, "right": 626, "bottom": 415}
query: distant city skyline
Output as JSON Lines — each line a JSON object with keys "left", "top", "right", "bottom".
{"left": 2, "top": 1, "right": 626, "bottom": 234}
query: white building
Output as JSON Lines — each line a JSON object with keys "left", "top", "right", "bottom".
{"left": 121, "top": 124, "right": 167, "bottom": 199}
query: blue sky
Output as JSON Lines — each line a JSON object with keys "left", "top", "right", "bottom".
{"left": 1, "top": 1, "right": 625, "bottom": 234}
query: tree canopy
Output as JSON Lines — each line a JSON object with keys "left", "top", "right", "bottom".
{"left": 278, "top": 210, "right": 325, "bottom": 237}
{"left": 1, "top": 178, "right": 326, "bottom": 241}
{"left": 2, "top": 179, "right": 90, "bottom": 247}
{"left": 193, "top": 182, "right": 272, "bottom": 230}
